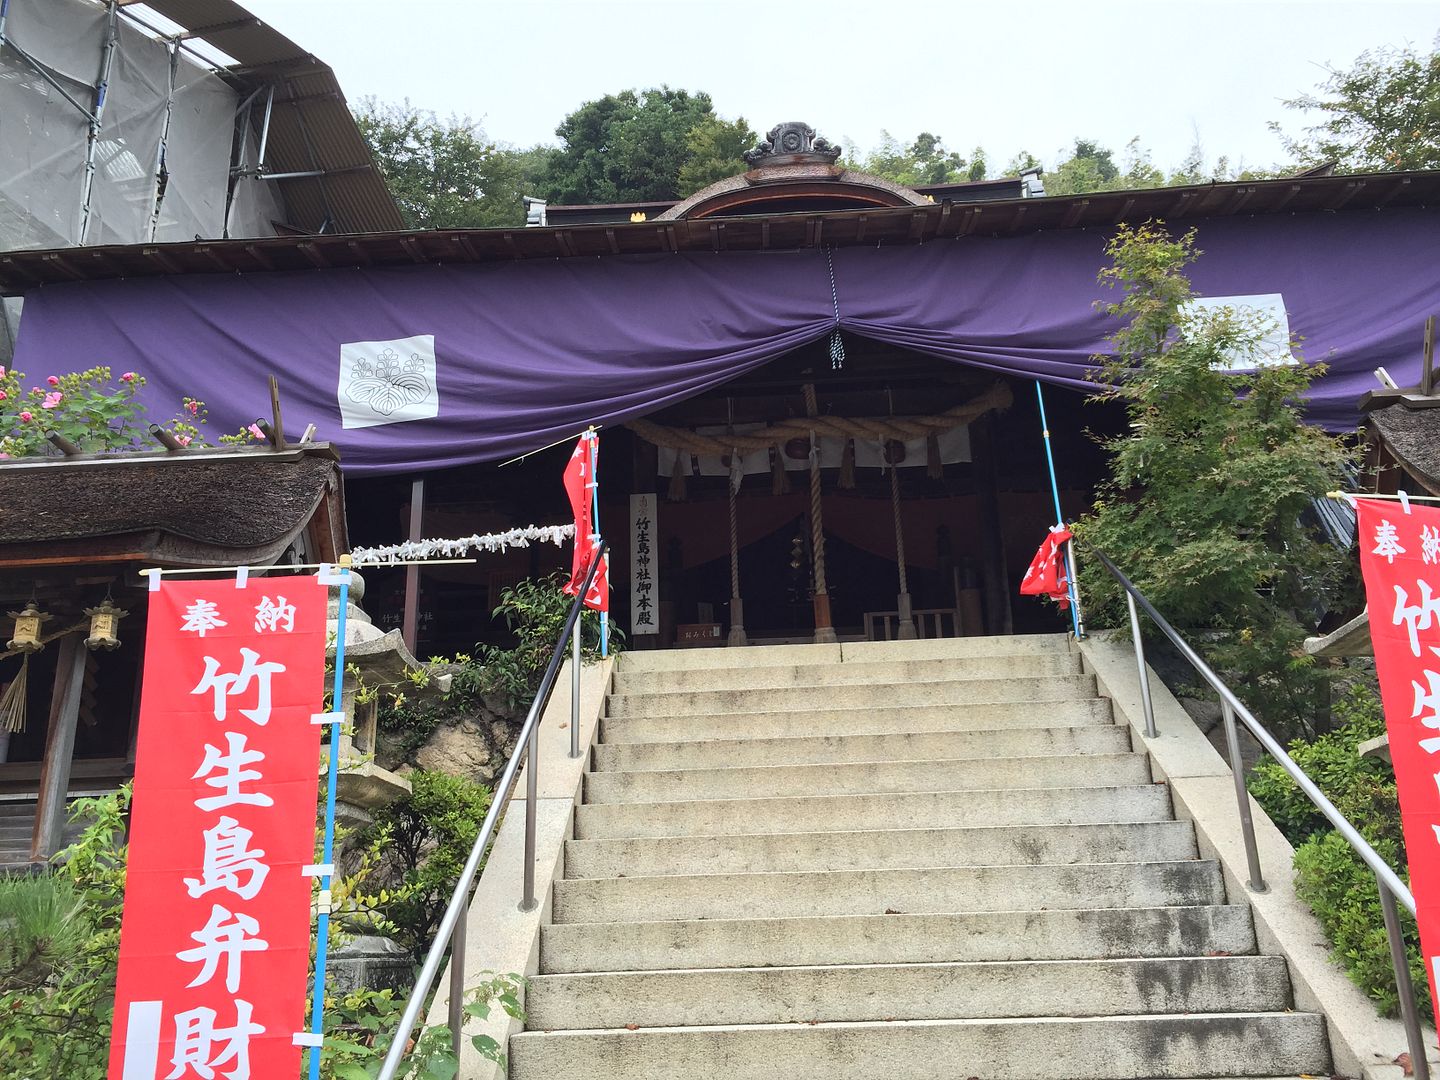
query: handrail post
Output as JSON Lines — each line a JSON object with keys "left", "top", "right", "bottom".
{"left": 520, "top": 719, "right": 539, "bottom": 911}
{"left": 1126, "top": 591, "right": 1158, "bottom": 738}
{"left": 1380, "top": 878, "right": 1432, "bottom": 1080}
{"left": 1065, "top": 539, "right": 1086, "bottom": 640}
{"left": 1221, "top": 700, "right": 1266, "bottom": 891}
{"left": 569, "top": 627, "right": 581, "bottom": 759}
{"left": 447, "top": 913, "right": 466, "bottom": 1059}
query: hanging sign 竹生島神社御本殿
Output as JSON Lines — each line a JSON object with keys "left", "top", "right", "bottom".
{"left": 631, "top": 493, "right": 659, "bottom": 634}
{"left": 108, "top": 576, "right": 328, "bottom": 1080}
{"left": 1354, "top": 496, "right": 1440, "bottom": 1030}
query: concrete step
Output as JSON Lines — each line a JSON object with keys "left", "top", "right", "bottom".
{"left": 610, "top": 652, "right": 1083, "bottom": 695}
{"left": 574, "top": 783, "right": 1173, "bottom": 840}
{"left": 600, "top": 696, "right": 1114, "bottom": 744}
{"left": 551, "top": 860, "right": 1225, "bottom": 924}
{"left": 840, "top": 635, "right": 1074, "bottom": 663}
{"left": 617, "top": 635, "right": 1071, "bottom": 673}
{"left": 592, "top": 722, "right": 1132, "bottom": 772}
{"left": 564, "top": 821, "right": 1198, "bottom": 879}
{"left": 592, "top": 723, "right": 1130, "bottom": 773}
{"left": 508, "top": 1012, "right": 1329, "bottom": 1080}
{"left": 605, "top": 674, "right": 1098, "bottom": 718}
{"left": 525, "top": 955, "right": 1293, "bottom": 1029}
{"left": 582, "top": 752, "right": 1151, "bottom": 805}
{"left": 540, "top": 904, "right": 1258, "bottom": 974}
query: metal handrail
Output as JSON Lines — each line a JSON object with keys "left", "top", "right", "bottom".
{"left": 1088, "top": 546, "right": 1431, "bottom": 1080}
{"left": 375, "top": 543, "right": 607, "bottom": 1079}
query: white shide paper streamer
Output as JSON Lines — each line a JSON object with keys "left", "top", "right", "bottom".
{"left": 350, "top": 523, "right": 575, "bottom": 565}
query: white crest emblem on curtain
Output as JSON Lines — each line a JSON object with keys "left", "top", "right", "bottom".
{"left": 337, "top": 335, "right": 440, "bottom": 429}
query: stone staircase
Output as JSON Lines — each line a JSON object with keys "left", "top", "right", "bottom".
{"left": 507, "top": 635, "right": 1331, "bottom": 1079}
{"left": 0, "top": 800, "right": 36, "bottom": 866}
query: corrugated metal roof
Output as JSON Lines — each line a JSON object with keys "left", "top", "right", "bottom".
{"left": 119, "top": 0, "right": 404, "bottom": 234}
{"left": 3, "top": 168, "right": 1438, "bottom": 294}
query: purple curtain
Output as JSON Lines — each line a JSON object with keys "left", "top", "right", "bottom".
{"left": 14, "top": 208, "right": 1439, "bottom": 474}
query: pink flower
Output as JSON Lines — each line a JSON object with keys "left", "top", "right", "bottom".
{"left": 18, "top": 411, "right": 32, "bottom": 423}
{"left": 248, "top": 423, "right": 264, "bottom": 440}
{"left": 45, "top": 376, "right": 58, "bottom": 386}
{"left": 0, "top": 366, "right": 7, "bottom": 377}
{"left": 29, "top": 387, "right": 39, "bottom": 396}
{"left": 177, "top": 434, "right": 192, "bottom": 447}
{"left": 41, "top": 392, "right": 62, "bottom": 410}
{"left": 0, "top": 392, "right": 6, "bottom": 402}
{"left": 0, "top": 453, "right": 10, "bottom": 460}
{"left": 187, "top": 400, "right": 199, "bottom": 415}
{"left": 120, "top": 371, "right": 136, "bottom": 382}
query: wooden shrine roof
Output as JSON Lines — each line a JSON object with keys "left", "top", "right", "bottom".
{"left": 0, "top": 443, "right": 345, "bottom": 571}
{"left": 3, "top": 169, "right": 1437, "bottom": 295}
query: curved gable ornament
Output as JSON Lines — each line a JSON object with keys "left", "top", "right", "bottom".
{"left": 658, "top": 120, "right": 933, "bottom": 221}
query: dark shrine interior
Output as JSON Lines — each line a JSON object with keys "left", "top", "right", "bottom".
{"left": 345, "top": 335, "right": 1128, "bottom": 657}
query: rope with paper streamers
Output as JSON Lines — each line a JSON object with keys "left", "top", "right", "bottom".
{"left": 351, "top": 524, "right": 575, "bottom": 565}
{"left": 626, "top": 381, "right": 1014, "bottom": 457}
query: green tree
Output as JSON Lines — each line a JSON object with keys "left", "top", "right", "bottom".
{"left": 678, "top": 113, "right": 757, "bottom": 195}
{"left": 1271, "top": 37, "right": 1440, "bottom": 171}
{"left": 1046, "top": 138, "right": 1121, "bottom": 194}
{"left": 545, "top": 87, "right": 749, "bottom": 204}
{"left": 1076, "top": 222, "right": 1356, "bottom": 739}
{"left": 354, "top": 98, "right": 549, "bottom": 228}
{"left": 846, "top": 131, "right": 976, "bottom": 186}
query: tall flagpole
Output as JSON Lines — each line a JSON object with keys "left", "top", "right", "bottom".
{"left": 1034, "top": 382, "right": 1085, "bottom": 639}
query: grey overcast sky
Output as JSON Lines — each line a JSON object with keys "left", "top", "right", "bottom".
{"left": 243, "top": 0, "right": 1438, "bottom": 175}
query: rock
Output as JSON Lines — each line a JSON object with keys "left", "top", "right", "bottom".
{"left": 328, "top": 933, "right": 415, "bottom": 993}
{"left": 415, "top": 715, "right": 494, "bottom": 777}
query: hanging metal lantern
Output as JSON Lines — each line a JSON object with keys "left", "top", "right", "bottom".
{"left": 83, "top": 598, "right": 126, "bottom": 651}
{"left": 7, "top": 601, "right": 51, "bottom": 653}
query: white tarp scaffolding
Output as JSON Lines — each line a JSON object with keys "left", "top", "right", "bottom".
{"left": 0, "top": 0, "right": 281, "bottom": 357}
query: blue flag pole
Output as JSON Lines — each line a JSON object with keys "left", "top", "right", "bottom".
{"left": 305, "top": 560, "right": 350, "bottom": 1079}
{"left": 1033, "top": 382, "right": 1084, "bottom": 639}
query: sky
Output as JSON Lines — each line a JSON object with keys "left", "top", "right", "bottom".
{"left": 241, "top": 0, "right": 1439, "bottom": 175}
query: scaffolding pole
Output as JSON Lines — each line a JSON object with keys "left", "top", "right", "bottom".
{"left": 78, "top": 0, "right": 119, "bottom": 246}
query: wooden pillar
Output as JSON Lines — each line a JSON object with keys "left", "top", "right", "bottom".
{"left": 31, "top": 636, "right": 87, "bottom": 861}
{"left": 402, "top": 476, "right": 425, "bottom": 655}
{"left": 889, "top": 462, "right": 918, "bottom": 640}
{"left": 973, "top": 415, "right": 1013, "bottom": 636}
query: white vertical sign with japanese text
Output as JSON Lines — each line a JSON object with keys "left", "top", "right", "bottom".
{"left": 631, "top": 493, "right": 659, "bottom": 634}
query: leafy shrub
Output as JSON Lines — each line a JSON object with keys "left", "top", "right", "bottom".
{"left": 357, "top": 770, "right": 494, "bottom": 962}
{"left": 1248, "top": 681, "right": 1426, "bottom": 1016}
{"left": 473, "top": 573, "right": 618, "bottom": 711}
{"left": 1075, "top": 222, "right": 1357, "bottom": 740}
{"left": 316, "top": 974, "right": 524, "bottom": 1080}
{"left": 0, "top": 787, "right": 129, "bottom": 1078}
{"left": 0, "top": 873, "right": 86, "bottom": 991}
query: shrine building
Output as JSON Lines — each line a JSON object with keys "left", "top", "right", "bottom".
{"left": 3, "top": 122, "right": 1439, "bottom": 662}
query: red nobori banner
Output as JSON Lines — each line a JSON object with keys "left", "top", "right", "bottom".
{"left": 1355, "top": 497, "right": 1440, "bottom": 1029}
{"left": 109, "top": 575, "right": 328, "bottom": 1080}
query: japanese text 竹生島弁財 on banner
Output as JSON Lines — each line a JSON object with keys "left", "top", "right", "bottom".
{"left": 108, "top": 577, "right": 328, "bottom": 1079}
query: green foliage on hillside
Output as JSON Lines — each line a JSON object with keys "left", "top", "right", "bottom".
{"left": 1250, "top": 682, "right": 1427, "bottom": 1017}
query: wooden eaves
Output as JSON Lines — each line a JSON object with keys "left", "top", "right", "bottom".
{"left": 2, "top": 169, "right": 1436, "bottom": 295}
